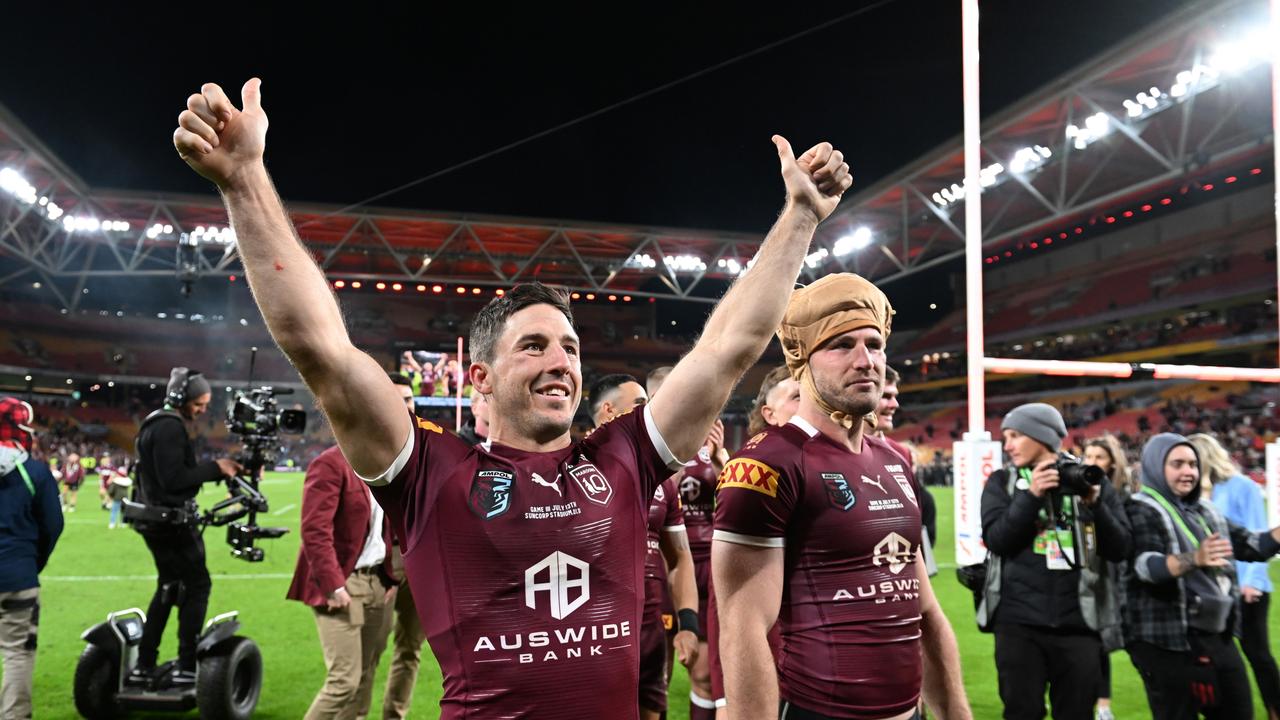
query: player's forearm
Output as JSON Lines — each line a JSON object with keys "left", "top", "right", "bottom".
{"left": 667, "top": 547, "right": 699, "bottom": 615}
{"left": 721, "top": 623, "right": 779, "bottom": 718}
{"left": 696, "top": 206, "right": 818, "bottom": 373}
{"left": 920, "top": 606, "right": 971, "bottom": 719}
{"left": 220, "top": 163, "right": 352, "bottom": 371}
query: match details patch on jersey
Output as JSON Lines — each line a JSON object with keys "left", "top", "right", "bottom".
{"left": 718, "top": 458, "right": 780, "bottom": 497}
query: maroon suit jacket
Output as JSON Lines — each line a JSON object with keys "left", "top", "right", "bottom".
{"left": 286, "top": 445, "right": 397, "bottom": 607}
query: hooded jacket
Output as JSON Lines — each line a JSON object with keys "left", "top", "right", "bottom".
{"left": 1124, "top": 432, "right": 1280, "bottom": 651}
{"left": 0, "top": 446, "right": 64, "bottom": 592}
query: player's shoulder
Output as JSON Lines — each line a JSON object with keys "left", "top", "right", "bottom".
{"left": 863, "top": 434, "right": 911, "bottom": 470}
{"left": 724, "top": 423, "right": 807, "bottom": 479}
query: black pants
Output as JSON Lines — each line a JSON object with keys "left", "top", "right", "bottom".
{"left": 138, "top": 526, "right": 211, "bottom": 671}
{"left": 1098, "top": 650, "right": 1111, "bottom": 699}
{"left": 1240, "top": 592, "right": 1280, "bottom": 715}
{"left": 1128, "top": 632, "right": 1253, "bottom": 720}
{"left": 993, "top": 623, "right": 1101, "bottom": 720}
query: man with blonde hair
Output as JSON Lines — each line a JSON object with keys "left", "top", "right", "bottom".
{"left": 715, "top": 273, "right": 970, "bottom": 719}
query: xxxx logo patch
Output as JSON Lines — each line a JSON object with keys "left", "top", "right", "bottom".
{"left": 717, "top": 458, "right": 780, "bottom": 497}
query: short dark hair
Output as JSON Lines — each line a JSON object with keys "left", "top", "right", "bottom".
{"left": 388, "top": 373, "right": 413, "bottom": 388}
{"left": 885, "top": 365, "right": 900, "bottom": 385}
{"left": 469, "top": 283, "right": 575, "bottom": 365}
{"left": 587, "top": 373, "right": 639, "bottom": 425}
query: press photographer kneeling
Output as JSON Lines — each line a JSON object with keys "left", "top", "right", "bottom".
{"left": 126, "top": 368, "right": 242, "bottom": 686}
{"left": 978, "top": 403, "right": 1132, "bottom": 720}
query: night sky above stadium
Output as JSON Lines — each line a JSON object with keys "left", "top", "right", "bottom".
{"left": 4, "top": 1, "right": 1188, "bottom": 237}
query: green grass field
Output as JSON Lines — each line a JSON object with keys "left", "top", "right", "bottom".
{"left": 23, "top": 477, "right": 1280, "bottom": 718}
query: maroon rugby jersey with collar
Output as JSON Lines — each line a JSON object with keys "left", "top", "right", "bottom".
{"left": 675, "top": 450, "right": 718, "bottom": 566}
{"left": 644, "top": 477, "right": 684, "bottom": 584}
{"left": 713, "top": 416, "right": 923, "bottom": 720}
{"left": 367, "top": 407, "right": 683, "bottom": 719}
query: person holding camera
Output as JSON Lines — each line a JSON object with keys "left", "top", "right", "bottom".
{"left": 1124, "top": 433, "right": 1280, "bottom": 719}
{"left": 979, "top": 403, "right": 1131, "bottom": 720}
{"left": 130, "top": 367, "right": 242, "bottom": 686}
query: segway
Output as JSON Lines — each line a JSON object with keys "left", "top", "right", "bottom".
{"left": 74, "top": 609, "right": 262, "bottom": 719}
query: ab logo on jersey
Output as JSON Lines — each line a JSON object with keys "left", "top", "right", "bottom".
{"left": 469, "top": 469, "right": 514, "bottom": 519}
{"left": 821, "top": 472, "right": 856, "bottom": 510}
{"left": 525, "top": 550, "right": 591, "bottom": 620}
{"left": 569, "top": 462, "right": 613, "bottom": 506}
{"left": 873, "top": 532, "right": 915, "bottom": 575}
{"left": 718, "top": 458, "right": 780, "bottom": 497}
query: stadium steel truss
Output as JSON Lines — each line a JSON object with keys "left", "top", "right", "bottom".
{"left": 0, "top": 0, "right": 1272, "bottom": 313}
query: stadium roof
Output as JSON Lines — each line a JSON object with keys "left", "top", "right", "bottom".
{"left": 0, "top": 0, "right": 1271, "bottom": 310}
{"left": 807, "top": 0, "right": 1274, "bottom": 286}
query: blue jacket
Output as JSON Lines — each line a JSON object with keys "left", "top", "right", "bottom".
{"left": 1211, "top": 474, "right": 1273, "bottom": 593}
{"left": 0, "top": 447, "right": 64, "bottom": 592}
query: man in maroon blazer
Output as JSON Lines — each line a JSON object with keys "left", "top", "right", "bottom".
{"left": 287, "top": 441, "right": 399, "bottom": 720}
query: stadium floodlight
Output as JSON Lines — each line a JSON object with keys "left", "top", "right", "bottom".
{"left": 803, "top": 248, "right": 829, "bottom": 269}
{"left": 833, "top": 226, "right": 873, "bottom": 257}
{"left": 626, "top": 252, "right": 657, "bottom": 270}
{"left": 663, "top": 254, "right": 706, "bottom": 273}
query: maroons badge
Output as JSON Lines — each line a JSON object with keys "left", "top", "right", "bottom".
{"left": 821, "top": 472, "right": 856, "bottom": 511}
{"left": 470, "top": 469, "right": 514, "bottom": 519}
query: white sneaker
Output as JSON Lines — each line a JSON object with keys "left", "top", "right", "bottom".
{"left": 1095, "top": 707, "right": 1115, "bottom": 720}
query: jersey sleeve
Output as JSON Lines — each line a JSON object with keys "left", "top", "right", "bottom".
{"left": 712, "top": 435, "right": 800, "bottom": 548}
{"left": 583, "top": 405, "right": 685, "bottom": 500}
{"left": 363, "top": 416, "right": 467, "bottom": 548}
{"left": 662, "top": 478, "right": 685, "bottom": 532}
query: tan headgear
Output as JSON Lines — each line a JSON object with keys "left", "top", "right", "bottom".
{"left": 776, "top": 273, "right": 894, "bottom": 429}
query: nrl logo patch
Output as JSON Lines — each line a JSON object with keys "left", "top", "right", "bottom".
{"left": 469, "top": 469, "right": 514, "bottom": 519}
{"left": 570, "top": 462, "right": 613, "bottom": 506}
{"left": 821, "top": 472, "right": 855, "bottom": 511}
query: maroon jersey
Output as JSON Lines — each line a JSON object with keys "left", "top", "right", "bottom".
{"left": 368, "top": 407, "right": 682, "bottom": 719}
{"left": 675, "top": 450, "right": 718, "bottom": 565}
{"left": 713, "top": 417, "right": 923, "bottom": 719}
{"left": 644, "top": 477, "right": 684, "bottom": 582}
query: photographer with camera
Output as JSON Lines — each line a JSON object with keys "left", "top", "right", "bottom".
{"left": 129, "top": 367, "right": 242, "bottom": 687}
{"left": 979, "top": 403, "right": 1131, "bottom": 720}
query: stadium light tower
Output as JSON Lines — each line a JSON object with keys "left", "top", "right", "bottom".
{"left": 953, "top": 0, "right": 1280, "bottom": 548}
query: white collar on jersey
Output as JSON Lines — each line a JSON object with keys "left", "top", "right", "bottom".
{"left": 787, "top": 416, "right": 820, "bottom": 438}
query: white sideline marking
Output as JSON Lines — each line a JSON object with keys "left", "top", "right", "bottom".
{"left": 43, "top": 573, "right": 293, "bottom": 582}
{"left": 271, "top": 503, "right": 297, "bottom": 516}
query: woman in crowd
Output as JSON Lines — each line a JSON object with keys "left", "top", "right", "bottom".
{"left": 1083, "top": 435, "right": 1135, "bottom": 720}
{"left": 1187, "top": 432, "right": 1280, "bottom": 719}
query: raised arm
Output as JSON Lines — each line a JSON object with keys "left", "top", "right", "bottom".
{"left": 173, "top": 80, "right": 409, "bottom": 478}
{"left": 647, "top": 137, "right": 851, "bottom": 461}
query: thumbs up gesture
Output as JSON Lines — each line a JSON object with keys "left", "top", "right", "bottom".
{"left": 772, "top": 135, "right": 852, "bottom": 223}
{"left": 174, "top": 78, "right": 268, "bottom": 190}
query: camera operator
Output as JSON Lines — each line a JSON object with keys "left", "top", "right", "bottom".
{"left": 979, "top": 403, "right": 1131, "bottom": 720}
{"left": 130, "top": 367, "right": 242, "bottom": 686}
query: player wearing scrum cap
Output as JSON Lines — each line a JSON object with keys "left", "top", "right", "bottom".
{"left": 714, "top": 274, "right": 970, "bottom": 720}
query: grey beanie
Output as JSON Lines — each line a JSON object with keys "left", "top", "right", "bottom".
{"left": 168, "top": 367, "right": 211, "bottom": 404}
{"left": 1001, "top": 403, "right": 1067, "bottom": 452}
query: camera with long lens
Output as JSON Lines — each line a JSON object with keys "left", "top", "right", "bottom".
{"left": 1053, "top": 451, "right": 1106, "bottom": 497}
{"left": 201, "top": 385, "right": 307, "bottom": 561}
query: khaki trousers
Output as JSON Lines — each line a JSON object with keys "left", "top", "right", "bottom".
{"left": 382, "top": 546, "right": 426, "bottom": 719}
{"left": 304, "top": 572, "right": 394, "bottom": 720}
{"left": 0, "top": 587, "right": 39, "bottom": 720}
